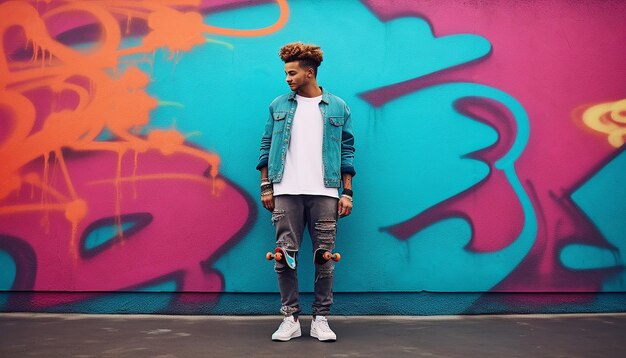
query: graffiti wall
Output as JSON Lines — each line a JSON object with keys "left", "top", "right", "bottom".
{"left": 1, "top": 0, "right": 625, "bottom": 314}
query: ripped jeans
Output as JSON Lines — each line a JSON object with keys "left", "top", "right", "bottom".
{"left": 272, "top": 195, "right": 338, "bottom": 317}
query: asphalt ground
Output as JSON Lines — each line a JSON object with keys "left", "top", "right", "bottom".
{"left": 2, "top": 313, "right": 626, "bottom": 357}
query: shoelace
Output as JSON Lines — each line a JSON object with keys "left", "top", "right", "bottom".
{"left": 278, "top": 318, "right": 296, "bottom": 333}
{"left": 315, "top": 317, "right": 332, "bottom": 332}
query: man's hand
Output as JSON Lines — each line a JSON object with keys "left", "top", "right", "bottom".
{"left": 339, "top": 173, "right": 353, "bottom": 217}
{"left": 261, "top": 193, "right": 275, "bottom": 212}
{"left": 338, "top": 196, "right": 352, "bottom": 217}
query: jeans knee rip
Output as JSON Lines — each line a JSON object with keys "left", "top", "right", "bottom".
{"left": 276, "top": 238, "right": 297, "bottom": 250}
{"left": 315, "top": 219, "right": 336, "bottom": 233}
{"left": 271, "top": 210, "right": 286, "bottom": 225}
{"left": 315, "top": 219, "right": 336, "bottom": 245}
{"left": 318, "top": 236, "right": 334, "bottom": 247}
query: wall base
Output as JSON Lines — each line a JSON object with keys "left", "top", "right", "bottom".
{"left": 2, "top": 292, "right": 626, "bottom": 315}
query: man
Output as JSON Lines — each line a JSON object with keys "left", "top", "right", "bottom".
{"left": 256, "top": 42, "right": 355, "bottom": 342}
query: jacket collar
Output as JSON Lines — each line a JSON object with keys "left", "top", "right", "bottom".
{"left": 288, "top": 86, "right": 329, "bottom": 104}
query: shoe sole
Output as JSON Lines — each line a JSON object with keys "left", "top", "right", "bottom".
{"left": 272, "top": 329, "right": 301, "bottom": 341}
{"left": 310, "top": 329, "right": 336, "bottom": 342}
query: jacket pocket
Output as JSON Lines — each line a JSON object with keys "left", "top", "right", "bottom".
{"left": 272, "top": 112, "right": 287, "bottom": 135}
{"left": 328, "top": 116, "right": 343, "bottom": 142}
{"left": 329, "top": 116, "right": 344, "bottom": 126}
{"left": 273, "top": 112, "right": 287, "bottom": 121}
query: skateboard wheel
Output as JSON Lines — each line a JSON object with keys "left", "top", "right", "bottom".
{"left": 275, "top": 252, "right": 283, "bottom": 261}
{"left": 266, "top": 252, "right": 273, "bottom": 260}
{"left": 322, "top": 251, "right": 341, "bottom": 262}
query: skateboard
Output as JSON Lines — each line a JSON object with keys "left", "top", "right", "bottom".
{"left": 314, "top": 248, "right": 341, "bottom": 265}
{"left": 266, "top": 247, "right": 297, "bottom": 269}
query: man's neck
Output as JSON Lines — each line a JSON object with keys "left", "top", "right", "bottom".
{"left": 297, "top": 83, "right": 322, "bottom": 98}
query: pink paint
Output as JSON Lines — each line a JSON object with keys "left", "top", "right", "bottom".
{"left": 365, "top": 0, "right": 625, "bottom": 294}
{"left": 0, "top": 149, "right": 252, "bottom": 308}
{"left": 385, "top": 97, "right": 524, "bottom": 253}
{"left": 3, "top": 0, "right": 625, "bottom": 309}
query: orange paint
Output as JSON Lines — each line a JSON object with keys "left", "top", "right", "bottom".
{"left": 203, "top": 0, "right": 290, "bottom": 37}
{"left": 0, "top": 1, "right": 289, "bottom": 254}
{"left": 582, "top": 99, "right": 626, "bottom": 148}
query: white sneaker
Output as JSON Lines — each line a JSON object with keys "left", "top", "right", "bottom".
{"left": 272, "top": 316, "right": 301, "bottom": 341}
{"left": 310, "top": 316, "right": 337, "bottom": 341}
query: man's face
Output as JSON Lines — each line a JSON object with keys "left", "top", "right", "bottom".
{"left": 284, "top": 61, "right": 311, "bottom": 92}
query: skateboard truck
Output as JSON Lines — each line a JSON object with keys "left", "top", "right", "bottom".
{"left": 266, "top": 247, "right": 297, "bottom": 269}
{"left": 314, "top": 248, "right": 341, "bottom": 265}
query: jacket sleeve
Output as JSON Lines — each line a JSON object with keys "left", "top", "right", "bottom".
{"left": 256, "top": 106, "right": 274, "bottom": 171}
{"left": 340, "top": 104, "right": 356, "bottom": 177}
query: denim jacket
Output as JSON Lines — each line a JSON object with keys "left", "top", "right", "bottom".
{"left": 256, "top": 87, "right": 356, "bottom": 187}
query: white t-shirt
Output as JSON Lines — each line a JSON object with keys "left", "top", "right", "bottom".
{"left": 273, "top": 95, "right": 339, "bottom": 198}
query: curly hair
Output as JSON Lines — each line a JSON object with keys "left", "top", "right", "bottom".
{"left": 279, "top": 42, "right": 323, "bottom": 75}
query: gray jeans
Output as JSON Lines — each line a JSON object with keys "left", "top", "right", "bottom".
{"left": 272, "top": 195, "right": 338, "bottom": 317}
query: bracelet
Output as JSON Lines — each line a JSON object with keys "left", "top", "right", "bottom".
{"left": 261, "top": 180, "right": 273, "bottom": 197}
{"left": 341, "top": 194, "right": 353, "bottom": 202}
{"left": 342, "top": 189, "right": 353, "bottom": 198}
